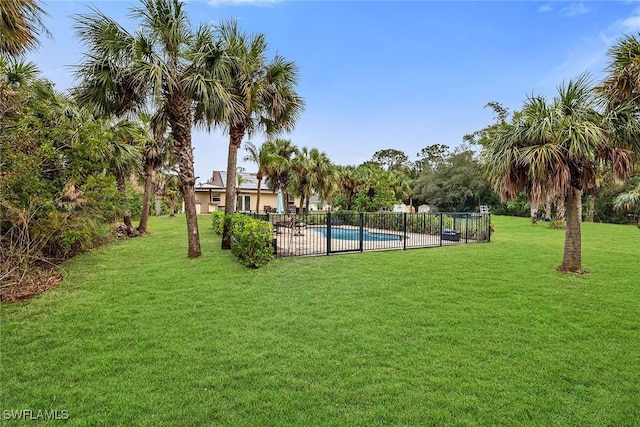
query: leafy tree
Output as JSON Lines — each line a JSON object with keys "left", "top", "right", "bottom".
{"left": 73, "top": 0, "right": 231, "bottom": 258}
{"left": 217, "top": 20, "right": 304, "bottom": 249}
{"left": 484, "top": 75, "right": 640, "bottom": 272}
{"left": 414, "top": 148, "right": 492, "bottom": 212}
{"left": 371, "top": 149, "right": 411, "bottom": 172}
{"left": 414, "top": 144, "right": 449, "bottom": 175}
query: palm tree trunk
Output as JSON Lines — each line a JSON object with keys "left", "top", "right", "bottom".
{"left": 530, "top": 205, "right": 538, "bottom": 224}
{"left": 305, "top": 194, "right": 310, "bottom": 213}
{"left": 588, "top": 194, "right": 596, "bottom": 222}
{"left": 299, "top": 195, "right": 304, "bottom": 212}
{"left": 556, "top": 194, "right": 566, "bottom": 221}
{"left": 168, "top": 100, "right": 201, "bottom": 258}
{"left": 560, "top": 186, "right": 582, "bottom": 272}
{"left": 138, "top": 161, "right": 154, "bottom": 233}
{"left": 222, "top": 126, "right": 244, "bottom": 250}
{"left": 256, "top": 175, "right": 262, "bottom": 213}
{"left": 116, "top": 173, "right": 134, "bottom": 232}
{"left": 637, "top": 214, "right": 640, "bottom": 229}
{"left": 155, "top": 195, "right": 162, "bottom": 216}
{"left": 545, "top": 194, "right": 553, "bottom": 220}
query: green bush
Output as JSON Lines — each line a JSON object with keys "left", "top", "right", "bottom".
{"left": 211, "top": 211, "right": 224, "bottom": 235}
{"left": 229, "top": 214, "right": 274, "bottom": 268}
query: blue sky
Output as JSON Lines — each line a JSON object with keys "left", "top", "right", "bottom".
{"left": 29, "top": 0, "right": 640, "bottom": 183}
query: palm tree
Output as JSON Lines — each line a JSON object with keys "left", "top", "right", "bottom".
{"left": 336, "top": 165, "right": 359, "bottom": 210}
{"left": 600, "top": 34, "right": 640, "bottom": 110}
{"left": 243, "top": 141, "right": 280, "bottom": 213}
{"left": 264, "top": 138, "right": 299, "bottom": 212}
{"left": 485, "top": 75, "right": 640, "bottom": 272}
{"left": 0, "top": 0, "right": 49, "bottom": 59}
{"left": 104, "top": 119, "right": 143, "bottom": 234}
{"left": 614, "top": 179, "right": 640, "bottom": 228}
{"left": 217, "top": 21, "right": 304, "bottom": 248}
{"left": 137, "top": 111, "right": 170, "bottom": 233}
{"left": 73, "top": 0, "right": 232, "bottom": 257}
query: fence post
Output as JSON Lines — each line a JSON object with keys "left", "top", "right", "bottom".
{"left": 466, "top": 213, "right": 469, "bottom": 243}
{"left": 439, "top": 213, "right": 443, "bottom": 247}
{"left": 487, "top": 214, "right": 491, "bottom": 243}
{"left": 403, "top": 212, "right": 407, "bottom": 250}
{"left": 359, "top": 213, "right": 364, "bottom": 252}
{"left": 326, "top": 212, "right": 332, "bottom": 255}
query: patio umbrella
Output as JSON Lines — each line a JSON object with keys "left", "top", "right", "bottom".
{"left": 276, "top": 189, "right": 284, "bottom": 214}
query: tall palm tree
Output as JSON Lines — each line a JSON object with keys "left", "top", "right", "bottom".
{"left": 336, "top": 165, "right": 360, "bottom": 210}
{"left": 0, "top": 0, "right": 49, "bottom": 59}
{"left": 243, "top": 140, "right": 280, "bottom": 213}
{"left": 288, "top": 147, "right": 312, "bottom": 212}
{"left": 73, "top": 0, "right": 232, "bottom": 257}
{"left": 600, "top": 34, "right": 640, "bottom": 110}
{"left": 264, "top": 138, "right": 299, "bottom": 212}
{"left": 485, "top": 75, "right": 640, "bottom": 272}
{"left": 136, "top": 110, "right": 170, "bottom": 233}
{"left": 307, "top": 148, "right": 336, "bottom": 212}
{"left": 105, "top": 119, "right": 143, "bottom": 234}
{"left": 217, "top": 21, "right": 304, "bottom": 248}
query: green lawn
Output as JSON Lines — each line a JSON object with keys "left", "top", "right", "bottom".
{"left": 2, "top": 215, "right": 639, "bottom": 426}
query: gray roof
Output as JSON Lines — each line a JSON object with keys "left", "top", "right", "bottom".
{"left": 195, "top": 171, "right": 263, "bottom": 192}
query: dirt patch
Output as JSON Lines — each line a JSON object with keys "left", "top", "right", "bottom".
{"left": 1, "top": 268, "right": 64, "bottom": 303}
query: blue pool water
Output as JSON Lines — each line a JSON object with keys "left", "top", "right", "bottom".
{"left": 309, "top": 226, "right": 401, "bottom": 241}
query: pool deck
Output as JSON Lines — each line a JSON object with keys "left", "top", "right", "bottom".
{"left": 273, "top": 224, "right": 472, "bottom": 257}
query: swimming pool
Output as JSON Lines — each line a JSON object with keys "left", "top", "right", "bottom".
{"left": 308, "top": 226, "right": 402, "bottom": 241}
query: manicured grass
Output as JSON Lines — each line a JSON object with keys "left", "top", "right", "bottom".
{"left": 2, "top": 215, "right": 640, "bottom": 426}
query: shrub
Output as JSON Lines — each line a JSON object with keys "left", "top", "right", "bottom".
{"left": 229, "top": 214, "right": 274, "bottom": 268}
{"left": 211, "top": 211, "right": 225, "bottom": 235}
{"left": 547, "top": 219, "right": 566, "bottom": 230}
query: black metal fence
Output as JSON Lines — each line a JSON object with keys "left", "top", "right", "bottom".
{"left": 249, "top": 212, "right": 492, "bottom": 258}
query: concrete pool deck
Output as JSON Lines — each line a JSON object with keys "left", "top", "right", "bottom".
{"left": 273, "top": 224, "right": 472, "bottom": 257}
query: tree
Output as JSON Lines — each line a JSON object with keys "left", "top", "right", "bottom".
{"left": 74, "top": 0, "right": 232, "bottom": 257}
{"left": 217, "top": 21, "right": 304, "bottom": 249}
{"left": 600, "top": 34, "right": 640, "bottom": 110}
{"left": 484, "top": 75, "right": 640, "bottom": 272}
{"left": 414, "top": 144, "right": 449, "bottom": 175}
{"left": 334, "top": 165, "right": 359, "bottom": 210}
{"left": 243, "top": 141, "right": 279, "bottom": 213}
{"left": 264, "top": 138, "right": 299, "bottom": 211}
{"left": 105, "top": 120, "right": 143, "bottom": 234}
{"left": 288, "top": 147, "right": 335, "bottom": 212}
{"left": 0, "top": 0, "right": 50, "bottom": 59}
{"left": 371, "top": 149, "right": 410, "bottom": 172}
{"left": 614, "top": 179, "right": 640, "bottom": 227}
{"left": 136, "top": 111, "right": 171, "bottom": 233}
{"left": 414, "top": 148, "right": 491, "bottom": 212}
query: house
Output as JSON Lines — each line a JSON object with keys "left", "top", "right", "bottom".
{"left": 194, "top": 171, "right": 300, "bottom": 214}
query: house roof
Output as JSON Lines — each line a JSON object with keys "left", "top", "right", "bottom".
{"left": 195, "top": 171, "right": 264, "bottom": 192}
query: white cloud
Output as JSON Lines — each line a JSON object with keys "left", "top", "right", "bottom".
{"left": 620, "top": 13, "right": 640, "bottom": 33}
{"left": 542, "top": 6, "right": 640, "bottom": 87}
{"left": 538, "top": 4, "right": 553, "bottom": 13}
{"left": 560, "top": 3, "right": 591, "bottom": 17}
{"left": 208, "top": 0, "right": 282, "bottom": 7}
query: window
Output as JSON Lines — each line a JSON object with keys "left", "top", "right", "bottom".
{"left": 210, "top": 193, "right": 221, "bottom": 203}
{"left": 236, "top": 195, "right": 251, "bottom": 212}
